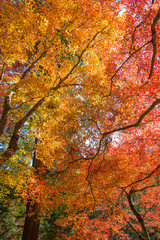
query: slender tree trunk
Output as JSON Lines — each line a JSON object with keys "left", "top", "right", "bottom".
{"left": 22, "top": 200, "right": 41, "bottom": 240}
{"left": 22, "top": 138, "right": 43, "bottom": 240}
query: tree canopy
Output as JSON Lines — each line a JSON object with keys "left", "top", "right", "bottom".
{"left": 0, "top": 0, "right": 160, "bottom": 239}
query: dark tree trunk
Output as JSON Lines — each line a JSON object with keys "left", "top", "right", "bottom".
{"left": 22, "top": 200, "right": 41, "bottom": 240}
{"left": 22, "top": 138, "right": 43, "bottom": 240}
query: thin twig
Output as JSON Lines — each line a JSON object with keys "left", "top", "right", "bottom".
{"left": 106, "top": 40, "right": 152, "bottom": 96}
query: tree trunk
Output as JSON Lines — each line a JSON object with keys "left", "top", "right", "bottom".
{"left": 22, "top": 138, "right": 43, "bottom": 240}
{"left": 22, "top": 200, "right": 41, "bottom": 240}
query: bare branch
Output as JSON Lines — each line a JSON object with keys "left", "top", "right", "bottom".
{"left": 123, "top": 189, "right": 151, "bottom": 240}
{"left": 10, "top": 98, "right": 36, "bottom": 110}
{"left": 124, "top": 164, "right": 160, "bottom": 189}
{"left": 131, "top": 5, "right": 153, "bottom": 51}
{"left": 149, "top": 8, "right": 160, "bottom": 79}
{"left": 124, "top": 216, "right": 145, "bottom": 240}
{"left": 0, "top": 62, "right": 5, "bottom": 82}
{"left": 0, "top": 94, "right": 12, "bottom": 136}
{"left": 21, "top": 51, "right": 46, "bottom": 80}
{"left": 52, "top": 100, "right": 160, "bottom": 177}
{"left": 94, "top": 144, "right": 107, "bottom": 175}
{"left": 131, "top": 184, "right": 160, "bottom": 193}
{"left": 107, "top": 40, "right": 152, "bottom": 96}
{"left": 54, "top": 136, "right": 105, "bottom": 178}
{"left": 104, "top": 8, "right": 160, "bottom": 95}
{"left": 85, "top": 136, "right": 105, "bottom": 181}
{"left": 51, "top": 25, "right": 110, "bottom": 90}
{"left": 81, "top": 118, "right": 102, "bottom": 135}
{"left": 88, "top": 180, "right": 96, "bottom": 212}
{"left": 0, "top": 98, "right": 45, "bottom": 166}
{"left": 102, "top": 98, "right": 160, "bottom": 137}
{"left": 0, "top": 52, "right": 47, "bottom": 136}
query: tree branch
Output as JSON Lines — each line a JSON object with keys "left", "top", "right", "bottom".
{"left": 87, "top": 180, "right": 96, "bottom": 212}
{"left": 51, "top": 25, "right": 110, "bottom": 91}
{"left": 123, "top": 189, "right": 150, "bottom": 240}
{"left": 0, "top": 93, "right": 12, "bottom": 136}
{"left": 131, "top": 184, "right": 160, "bottom": 193}
{"left": 21, "top": 51, "right": 46, "bottom": 80}
{"left": 124, "top": 216, "right": 145, "bottom": 240}
{"left": 81, "top": 118, "right": 102, "bottom": 135}
{"left": 124, "top": 164, "right": 160, "bottom": 189}
{"left": 0, "top": 98, "right": 45, "bottom": 166}
{"left": 131, "top": 4, "right": 154, "bottom": 52}
{"left": 102, "top": 98, "right": 160, "bottom": 137}
{"left": 106, "top": 40, "right": 152, "bottom": 96}
{"left": 56, "top": 99, "right": 160, "bottom": 177}
{"left": 0, "top": 62, "right": 5, "bottom": 82}
{"left": 0, "top": 51, "right": 47, "bottom": 136}
{"left": 149, "top": 8, "right": 160, "bottom": 79}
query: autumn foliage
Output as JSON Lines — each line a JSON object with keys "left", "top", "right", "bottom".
{"left": 0, "top": 0, "right": 160, "bottom": 239}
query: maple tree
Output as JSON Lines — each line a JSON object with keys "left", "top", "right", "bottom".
{"left": 0, "top": 0, "right": 160, "bottom": 239}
